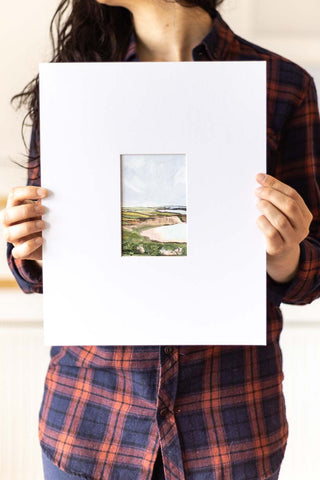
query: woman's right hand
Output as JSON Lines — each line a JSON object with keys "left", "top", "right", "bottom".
{"left": 0, "top": 186, "right": 48, "bottom": 261}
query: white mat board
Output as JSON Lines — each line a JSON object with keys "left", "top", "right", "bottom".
{"left": 39, "top": 61, "right": 266, "bottom": 346}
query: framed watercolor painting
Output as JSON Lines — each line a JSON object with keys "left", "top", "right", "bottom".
{"left": 39, "top": 61, "right": 266, "bottom": 346}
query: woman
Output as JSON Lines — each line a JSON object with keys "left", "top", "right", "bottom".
{"left": 2, "top": 1, "right": 320, "bottom": 479}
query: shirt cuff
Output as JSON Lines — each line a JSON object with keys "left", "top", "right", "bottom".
{"left": 267, "top": 239, "right": 319, "bottom": 306}
{"left": 7, "top": 242, "right": 43, "bottom": 294}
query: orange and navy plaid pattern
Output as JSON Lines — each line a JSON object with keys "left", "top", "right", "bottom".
{"left": 7, "top": 8, "right": 320, "bottom": 480}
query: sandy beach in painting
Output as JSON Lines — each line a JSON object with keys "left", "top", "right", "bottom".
{"left": 140, "top": 223, "right": 186, "bottom": 242}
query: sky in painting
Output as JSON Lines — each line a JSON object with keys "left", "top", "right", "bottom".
{"left": 121, "top": 154, "right": 186, "bottom": 207}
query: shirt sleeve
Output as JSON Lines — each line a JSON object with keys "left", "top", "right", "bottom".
{"left": 267, "top": 75, "right": 320, "bottom": 306}
{"left": 6, "top": 125, "right": 43, "bottom": 294}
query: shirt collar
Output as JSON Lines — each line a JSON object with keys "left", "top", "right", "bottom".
{"left": 123, "top": 9, "right": 237, "bottom": 62}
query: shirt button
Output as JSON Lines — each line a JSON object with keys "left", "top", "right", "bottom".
{"left": 174, "top": 408, "right": 181, "bottom": 415}
{"left": 164, "top": 346, "right": 173, "bottom": 354}
{"left": 160, "top": 408, "right": 168, "bottom": 417}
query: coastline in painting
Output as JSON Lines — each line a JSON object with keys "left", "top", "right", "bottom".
{"left": 121, "top": 205, "right": 187, "bottom": 256}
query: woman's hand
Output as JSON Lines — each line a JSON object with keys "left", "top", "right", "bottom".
{"left": 255, "top": 173, "right": 313, "bottom": 283}
{"left": 0, "top": 186, "right": 48, "bottom": 261}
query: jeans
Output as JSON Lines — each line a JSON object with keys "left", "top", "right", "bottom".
{"left": 42, "top": 448, "right": 280, "bottom": 479}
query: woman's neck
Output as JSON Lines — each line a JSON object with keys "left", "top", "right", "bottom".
{"left": 127, "top": 1, "right": 215, "bottom": 62}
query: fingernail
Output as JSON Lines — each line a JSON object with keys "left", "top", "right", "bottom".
{"left": 255, "top": 187, "right": 263, "bottom": 194}
{"left": 35, "top": 237, "right": 43, "bottom": 244}
{"left": 37, "top": 188, "right": 46, "bottom": 197}
{"left": 35, "top": 204, "right": 43, "bottom": 213}
{"left": 256, "top": 173, "right": 266, "bottom": 183}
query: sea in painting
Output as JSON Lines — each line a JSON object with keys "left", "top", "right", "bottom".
{"left": 121, "top": 154, "right": 187, "bottom": 256}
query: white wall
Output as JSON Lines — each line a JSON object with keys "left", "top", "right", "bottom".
{"left": 0, "top": 1, "right": 320, "bottom": 479}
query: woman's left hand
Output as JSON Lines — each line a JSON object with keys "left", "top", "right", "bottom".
{"left": 255, "top": 173, "right": 313, "bottom": 283}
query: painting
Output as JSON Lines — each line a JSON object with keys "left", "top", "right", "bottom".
{"left": 121, "top": 154, "right": 187, "bottom": 256}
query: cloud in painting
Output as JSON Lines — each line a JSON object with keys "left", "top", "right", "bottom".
{"left": 121, "top": 154, "right": 186, "bottom": 207}
{"left": 174, "top": 166, "right": 186, "bottom": 185}
{"left": 124, "top": 175, "right": 144, "bottom": 194}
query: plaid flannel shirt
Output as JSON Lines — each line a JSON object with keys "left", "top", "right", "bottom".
{"left": 7, "top": 8, "right": 320, "bottom": 480}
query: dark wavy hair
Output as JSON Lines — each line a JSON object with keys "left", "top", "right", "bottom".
{"left": 11, "top": 0, "right": 224, "bottom": 173}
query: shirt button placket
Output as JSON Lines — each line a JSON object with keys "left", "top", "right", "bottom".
{"left": 156, "top": 346, "right": 185, "bottom": 479}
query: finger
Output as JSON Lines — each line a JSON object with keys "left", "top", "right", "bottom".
{"left": 256, "top": 198, "right": 296, "bottom": 241}
{"left": 1, "top": 202, "right": 45, "bottom": 226}
{"left": 11, "top": 236, "right": 43, "bottom": 260}
{"left": 7, "top": 186, "right": 47, "bottom": 208}
{"left": 12, "top": 234, "right": 36, "bottom": 245}
{"left": 12, "top": 231, "right": 45, "bottom": 248}
{"left": 255, "top": 186, "right": 306, "bottom": 229}
{"left": 5, "top": 219, "right": 45, "bottom": 244}
{"left": 256, "top": 173, "right": 309, "bottom": 215}
{"left": 256, "top": 214, "right": 285, "bottom": 256}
